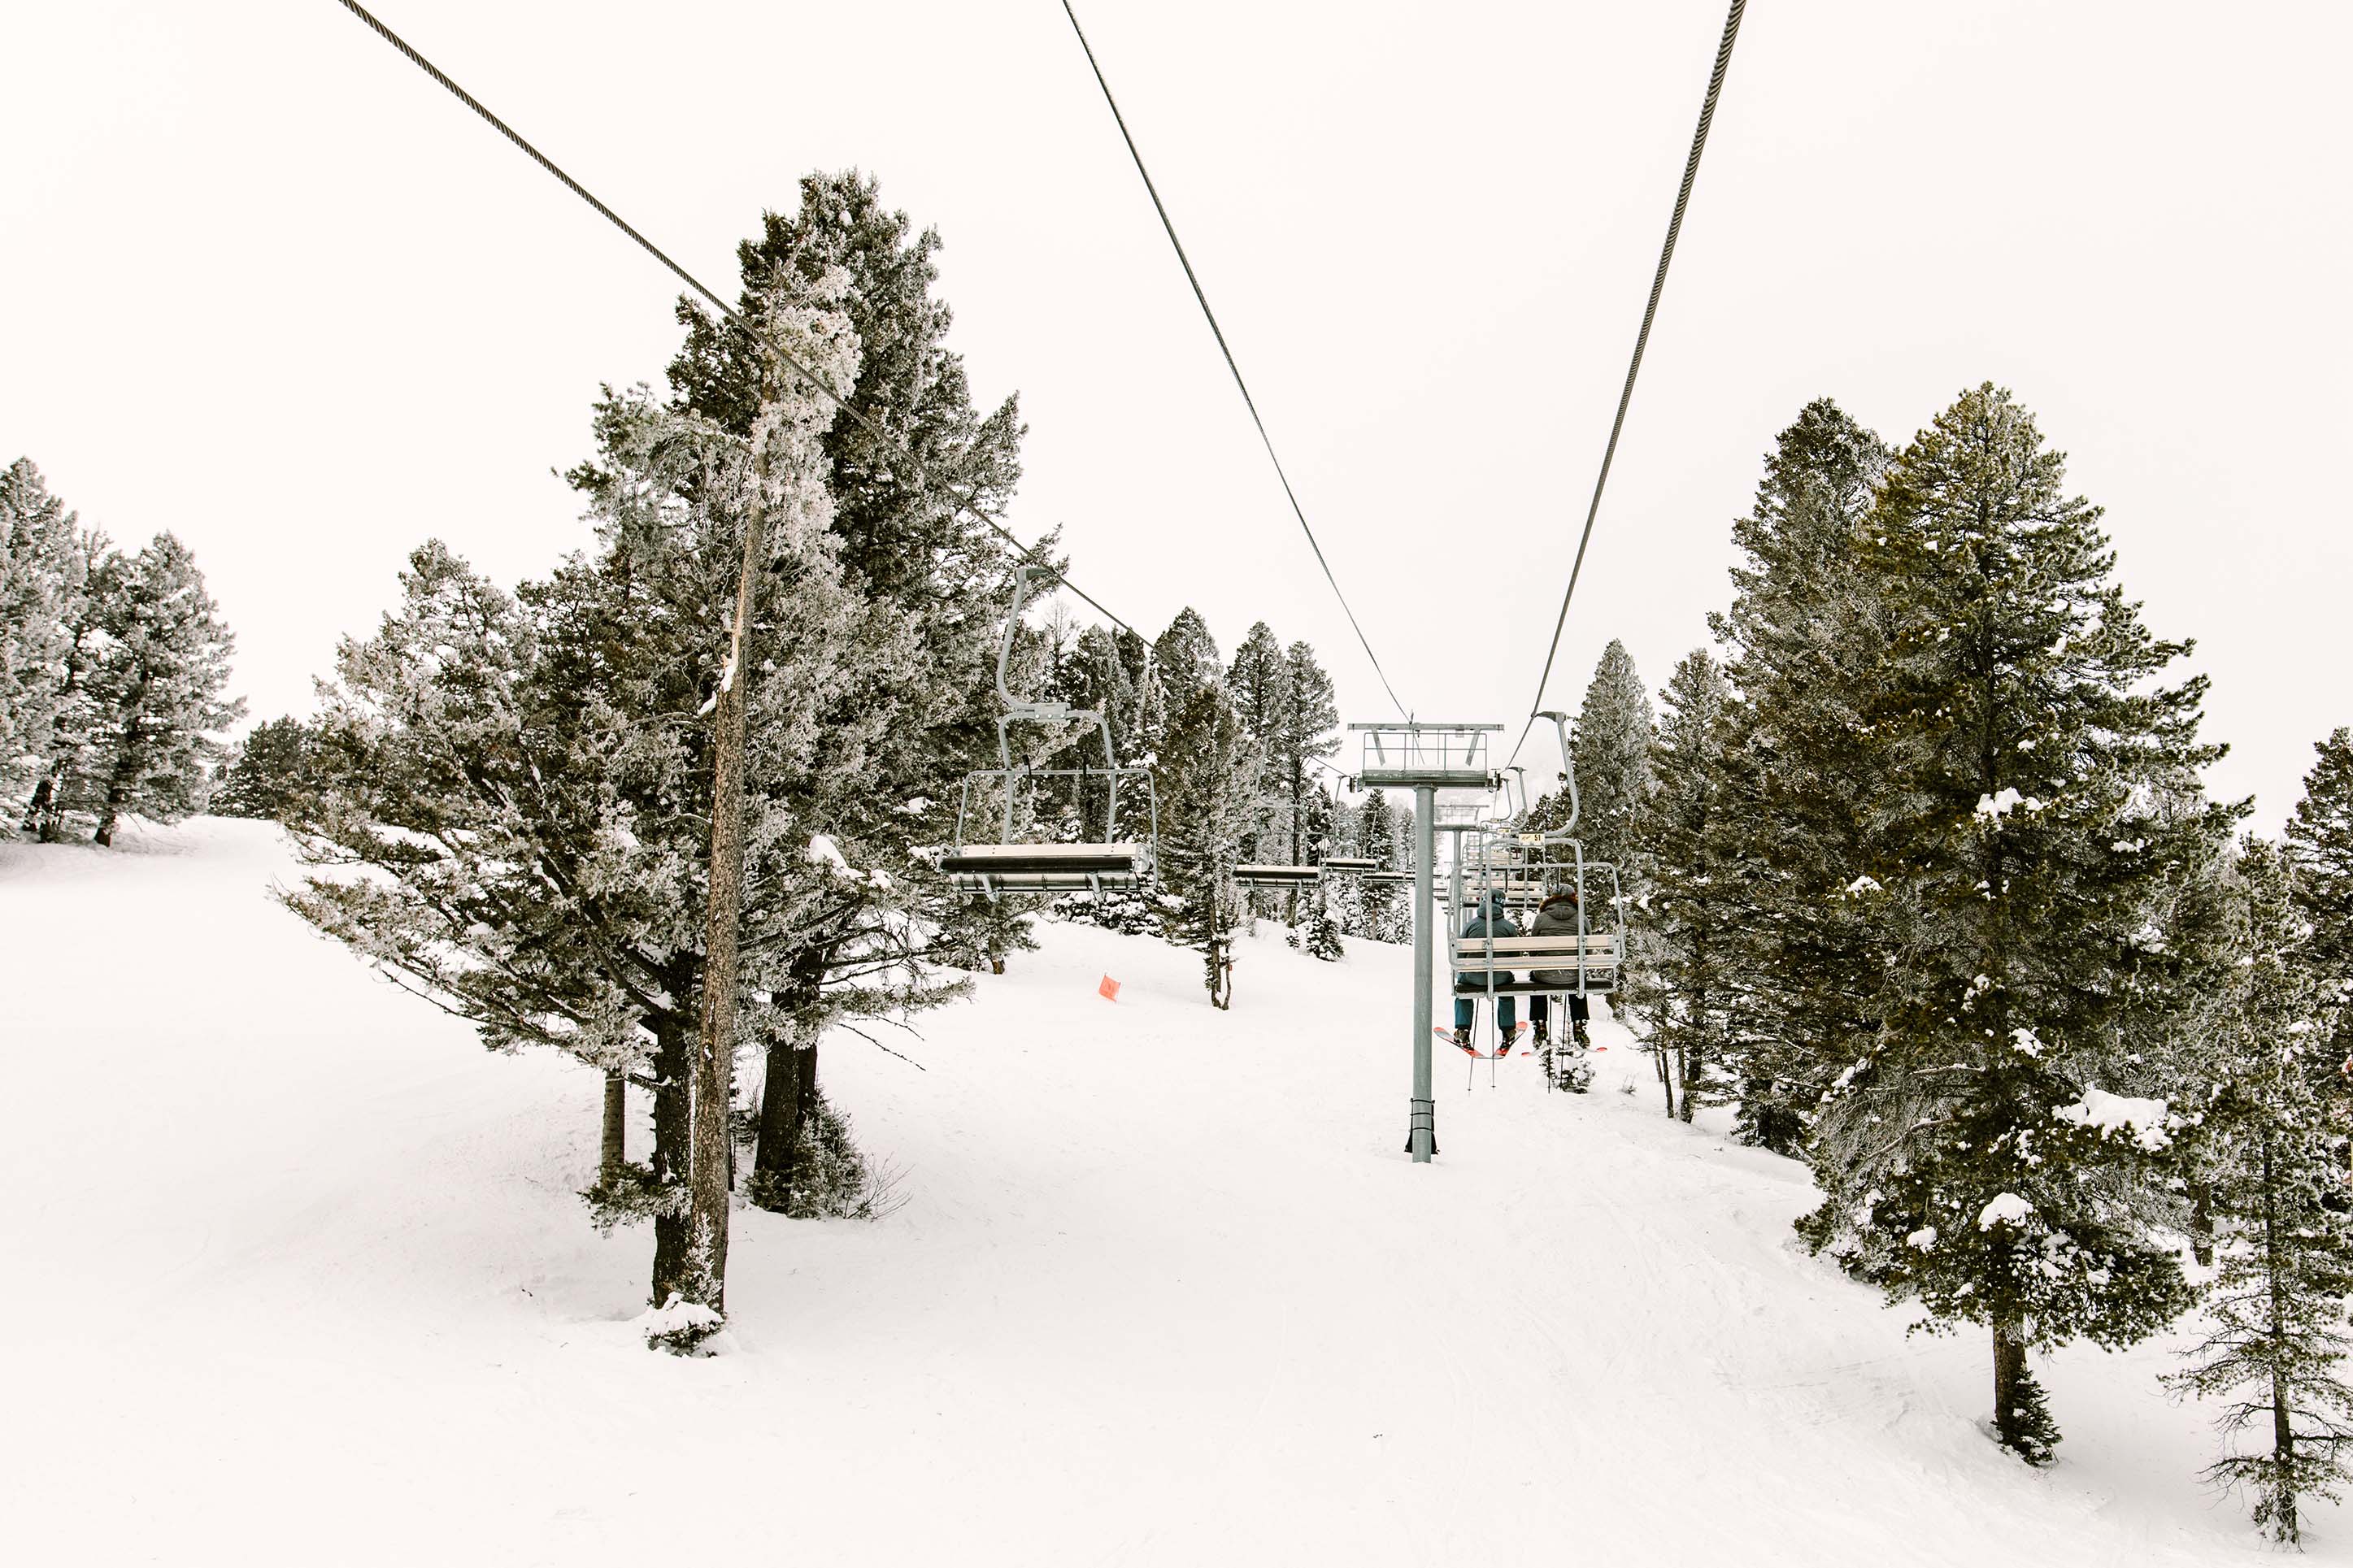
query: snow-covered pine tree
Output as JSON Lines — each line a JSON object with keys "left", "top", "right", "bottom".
{"left": 72, "top": 533, "right": 244, "bottom": 845}
{"left": 1707, "top": 398, "right": 1894, "bottom": 1153}
{"left": 1638, "top": 649, "right": 1741, "bottom": 1122}
{"left": 0, "top": 458, "right": 85, "bottom": 821}
{"left": 656, "top": 172, "right": 1034, "bottom": 1193}
{"left": 2171, "top": 838, "right": 2353, "bottom": 1545}
{"left": 289, "top": 273, "right": 958, "bottom": 1332}
{"left": 1152, "top": 609, "right": 1220, "bottom": 727}
{"left": 19, "top": 525, "right": 112, "bottom": 842}
{"left": 1158, "top": 678, "right": 1262, "bottom": 1007}
{"left": 1227, "top": 620, "right": 1294, "bottom": 917}
{"left": 1571, "top": 640, "right": 1654, "bottom": 877}
{"left": 1350, "top": 789, "right": 1405, "bottom": 942}
{"left": 1800, "top": 384, "right": 2219, "bottom": 1462}
{"left": 2286, "top": 728, "right": 2353, "bottom": 1049}
{"left": 211, "top": 715, "right": 318, "bottom": 821}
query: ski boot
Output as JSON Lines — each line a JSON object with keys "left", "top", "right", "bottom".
{"left": 1572, "top": 1019, "right": 1592, "bottom": 1050}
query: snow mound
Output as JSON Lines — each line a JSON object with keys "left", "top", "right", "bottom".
{"left": 2055, "top": 1088, "right": 2172, "bottom": 1152}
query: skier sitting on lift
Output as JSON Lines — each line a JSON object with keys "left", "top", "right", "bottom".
{"left": 1527, "top": 887, "right": 1592, "bottom": 1049}
{"left": 1454, "top": 890, "right": 1519, "bottom": 1049}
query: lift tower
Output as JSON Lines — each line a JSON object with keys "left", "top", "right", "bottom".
{"left": 1348, "top": 723, "right": 1503, "bottom": 1162}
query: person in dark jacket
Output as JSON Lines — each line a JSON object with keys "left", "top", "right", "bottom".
{"left": 1454, "top": 891, "right": 1519, "bottom": 1049}
{"left": 1527, "top": 888, "right": 1593, "bottom": 1049}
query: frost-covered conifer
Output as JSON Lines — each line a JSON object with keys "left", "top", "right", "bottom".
{"left": 1159, "top": 678, "right": 1262, "bottom": 1007}
{"left": 288, "top": 272, "right": 956, "bottom": 1327}
{"left": 2172, "top": 839, "right": 2353, "bottom": 1545}
{"left": 0, "top": 459, "right": 85, "bottom": 819}
{"left": 656, "top": 172, "right": 1040, "bottom": 1198}
{"left": 211, "top": 715, "right": 318, "bottom": 821}
{"left": 2286, "top": 728, "right": 2353, "bottom": 1047}
{"left": 1801, "top": 384, "right": 2219, "bottom": 1462}
{"left": 1637, "top": 649, "right": 1741, "bottom": 1121}
{"left": 1707, "top": 398, "right": 1894, "bottom": 1153}
{"left": 71, "top": 533, "right": 244, "bottom": 845}
{"left": 1570, "top": 640, "right": 1653, "bottom": 876}
{"left": 1350, "top": 789, "right": 1407, "bottom": 942}
{"left": 19, "top": 527, "right": 112, "bottom": 842}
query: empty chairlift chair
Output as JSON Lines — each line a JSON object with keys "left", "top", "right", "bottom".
{"left": 941, "top": 567, "right": 1159, "bottom": 899}
{"left": 1233, "top": 797, "right": 1324, "bottom": 890}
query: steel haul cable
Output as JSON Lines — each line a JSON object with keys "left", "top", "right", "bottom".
{"left": 1058, "top": 0, "right": 1411, "bottom": 720}
{"left": 327, "top": 0, "right": 1137, "bottom": 636}
{"left": 1506, "top": 0, "right": 1748, "bottom": 772}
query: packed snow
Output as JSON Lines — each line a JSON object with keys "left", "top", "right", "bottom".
{"left": 1, "top": 818, "right": 2335, "bottom": 1565}
{"left": 2055, "top": 1088, "right": 2173, "bottom": 1152}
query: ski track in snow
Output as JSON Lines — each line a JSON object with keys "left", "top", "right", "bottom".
{"left": 0, "top": 818, "right": 2329, "bottom": 1566}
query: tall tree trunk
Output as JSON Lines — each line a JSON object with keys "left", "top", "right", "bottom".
{"left": 2188, "top": 1184, "right": 2214, "bottom": 1269}
{"left": 23, "top": 771, "right": 59, "bottom": 841}
{"left": 2262, "top": 1136, "right": 2299, "bottom": 1539}
{"left": 751, "top": 1014, "right": 816, "bottom": 1213}
{"left": 648, "top": 1012, "right": 693, "bottom": 1306}
{"left": 678, "top": 501, "right": 766, "bottom": 1327}
{"left": 599, "top": 1070, "right": 627, "bottom": 1187}
{"left": 1991, "top": 1315, "right": 2029, "bottom": 1451}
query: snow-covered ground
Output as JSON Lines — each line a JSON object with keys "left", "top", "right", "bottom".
{"left": 2, "top": 818, "right": 2328, "bottom": 1565}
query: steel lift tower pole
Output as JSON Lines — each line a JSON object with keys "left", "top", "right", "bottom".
{"left": 1348, "top": 723, "right": 1503, "bottom": 1162}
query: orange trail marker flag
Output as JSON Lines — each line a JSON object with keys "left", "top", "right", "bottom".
{"left": 1098, "top": 975, "right": 1121, "bottom": 1003}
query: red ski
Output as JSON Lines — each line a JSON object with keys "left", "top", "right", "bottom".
{"left": 1435, "top": 1022, "right": 1529, "bottom": 1060}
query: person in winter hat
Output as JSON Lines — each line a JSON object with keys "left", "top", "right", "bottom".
{"left": 1528, "top": 887, "right": 1593, "bottom": 1049}
{"left": 1454, "top": 890, "right": 1519, "bottom": 1049}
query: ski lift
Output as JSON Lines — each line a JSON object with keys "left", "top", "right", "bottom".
{"left": 942, "top": 567, "right": 1159, "bottom": 899}
{"left": 1233, "top": 797, "right": 1324, "bottom": 889}
{"left": 1443, "top": 711, "right": 1625, "bottom": 1014}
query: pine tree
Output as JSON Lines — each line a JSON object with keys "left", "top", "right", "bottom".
{"left": 211, "top": 715, "right": 319, "bottom": 821}
{"left": 73, "top": 534, "right": 244, "bottom": 845}
{"left": 288, "top": 272, "right": 959, "bottom": 1332}
{"left": 19, "top": 526, "right": 112, "bottom": 842}
{"left": 2286, "top": 728, "right": 2353, "bottom": 1047}
{"left": 1639, "top": 649, "right": 1741, "bottom": 1121}
{"left": 1227, "top": 621, "right": 1294, "bottom": 916}
{"left": 1152, "top": 609, "right": 1220, "bottom": 728}
{"left": 653, "top": 172, "right": 1034, "bottom": 1197}
{"left": 1159, "top": 678, "right": 1262, "bottom": 1006}
{"left": 1350, "top": 789, "right": 1407, "bottom": 942}
{"left": 1570, "top": 640, "right": 1654, "bottom": 875}
{"left": 1707, "top": 397, "right": 1895, "bottom": 1153}
{"left": 0, "top": 458, "right": 85, "bottom": 820}
{"left": 2172, "top": 839, "right": 2353, "bottom": 1545}
{"left": 1801, "top": 384, "right": 2218, "bottom": 1462}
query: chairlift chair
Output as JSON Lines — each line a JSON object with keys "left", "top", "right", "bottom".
{"left": 1443, "top": 711, "right": 1627, "bottom": 1007}
{"left": 942, "top": 566, "right": 1159, "bottom": 899}
{"left": 1233, "top": 796, "right": 1326, "bottom": 890}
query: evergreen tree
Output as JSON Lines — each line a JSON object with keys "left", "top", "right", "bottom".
{"left": 1151, "top": 609, "right": 1220, "bottom": 730}
{"left": 2172, "top": 839, "right": 2353, "bottom": 1545}
{"left": 1159, "top": 679, "right": 1262, "bottom": 1006}
{"left": 19, "top": 526, "right": 113, "bottom": 842}
{"left": 211, "top": 715, "right": 319, "bottom": 821}
{"left": 68, "top": 534, "right": 245, "bottom": 845}
{"left": 287, "top": 275, "right": 959, "bottom": 1332}
{"left": 1638, "top": 649, "right": 1741, "bottom": 1121}
{"left": 1800, "top": 384, "right": 2220, "bottom": 1462}
{"left": 2286, "top": 728, "right": 2353, "bottom": 1047}
{"left": 651, "top": 171, "right": 1034, "bottom": 1195}
{"left": 0, "top": 458, "right": 85, "bottom": 820}
{"left": 1707, "top": 397, "right": 1896, "bottom": 1153}
{"left": 1347, "top": 790, "right": 1411, "bottom": 943}
{"left": 1569, "top": 640, "right": 1654, "bottom": 875}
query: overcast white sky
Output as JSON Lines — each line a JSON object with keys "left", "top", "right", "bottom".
{"left": 5, "top": 1, "right": 2346, "bottom": 827}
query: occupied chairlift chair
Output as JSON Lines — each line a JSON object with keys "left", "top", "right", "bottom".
{"left": 1445, "top": 712, "right": 1626, "bottom": 1062}
{"left": 941, "top": 567, "right": 1159, "bottom": 899}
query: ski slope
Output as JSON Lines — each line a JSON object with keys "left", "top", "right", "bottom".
{"left": 0, "top": 818, "right": 2326, "bottom": 1566}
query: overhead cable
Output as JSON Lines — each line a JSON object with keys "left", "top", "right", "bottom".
{"left": 1057, "top": 0, "right": 1411, "bottom": 719}
{"left": 326, "top": 0, "right": 1136, "bottom": 636}
{"left": 1506, "top": 0, "right": 1747, "bottom": 771}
